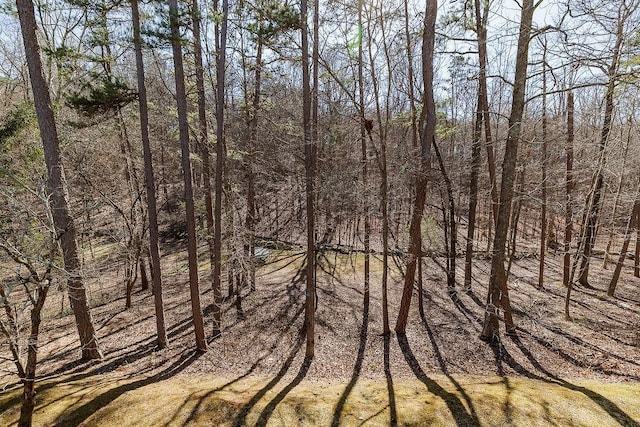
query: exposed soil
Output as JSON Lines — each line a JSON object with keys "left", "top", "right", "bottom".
{"left": 9, "top": 240, "right": 639, "bottom": 393}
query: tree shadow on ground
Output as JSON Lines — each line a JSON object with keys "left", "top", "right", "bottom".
{"left": 384, "top": 333, "right": 398, "bottom": 426}
{"left": 331, "top": 288, "right": 369, "bottom": 426}
{"left": 509, "top": 335, "right": 640, "bottom": 427}
{"left": 232, "top": 330, "right": 304, "bottom": 427}
{"left": 397, "top": 333, "right": 479, "bottom": 427}
{"left": 253, "top": 355, "right": 312, "bottom": 426}
{"left": 184, "top": 304, "right": 306, "bottom": 424}
{"left": 53, "top": 349, "right": 203, "bottom": 426}
{"left": 420, "top": 316, "right": 480, "bottom": 424}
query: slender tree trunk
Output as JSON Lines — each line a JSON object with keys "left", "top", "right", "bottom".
{"left": 506, "top": 165, "right": 525, "bottom": 279}
{"left": 433, "top": 139, "right": 456, "bottom": 293}
{"left": 402, "top": 0, "right": 418, "bottom": 326}
{"left": 577, "top": 13, "right": 626, "bottom": 287}
{"left": 607, "top": 195, "right": 640, "bottom": 297}
{"left": 480, "top": 0, "right": 535, "bottom": 342}
{"left": 213, "top": 0, "right": 229, "bottom": 342}
{"left": 395, "top": 0, "right": 437, "bottom": 335}
{"left": 168, "top": 0, "right": 207, "bottom": 352}
{"left": 140, "top": 256, "right": 149, "bottom": 291}
{"left": 192, "top": 0, "right": 221, "bottom": 336}
{"left": 245, "top": 33, "right": 263, "bottom": 294}
{"left": 603, "top": 127, "right": 630, "bottom": 269}
{"left": 478, "top": 0, "right": 498, "bottom": 230}
{"left": 357, "top": 0, "right": 373, "bottom": 333}
{"left": 17, "top": 0, "right": 102, "bottom": 360}
{"left": 634, "top": 227, "right": 640, "bottom": 278}
{"left": 538, "top": 44, "right": 548, "bottom": 289}
{"left": 464, "top": 3, "right": 484, "bottom": 290}
{"left": 16, "top": 283, "right": 49, "bottom": 427}
{"left": 301, "top": 0, "right": 316, "bottom": 358}
{"left": 564, "top": 89, "right": 575, "bottom": 320}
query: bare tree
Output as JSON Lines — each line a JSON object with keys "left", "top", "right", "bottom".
{"left": 480, "top": 0, "right": 536, "bottom": 342}
{"left": 168, "top": 0, "right": 207, "bottom": 352}
{"left": 301, "top": 0, "right": 316, "bottom": 358}
{"left": 131, "top": 0, "right": 167, "bottom": 348}
{"left": 16, "top": 0, "right": 102, "bottom": 360}
{"left": 395, "top": 0, "right": 437, "bottom": 335}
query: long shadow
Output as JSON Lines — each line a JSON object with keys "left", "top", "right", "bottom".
{"left": 232, "top": 330, "right": 304, "bottom": 427}
{"left": 54, "top": 349, "right": 203, "bottom": 426}
{"left": 331, "top": 290, "right": 369, "bottom": 426}
{"left": 254, "top": 355, "right": 313, "bottom": 427}
{"left": 510, "top": 335, "right": 640, "bottom": 427}
{"left": 397, "top": 334, "right": 478, "bottom": 427}
{"left": 384, "top": 333, "right": 398, "bottom": 427}
{"left": 184, "top": 305, "right": 306, "bottom": 424}
{"left": 421, "top": 318, "right": 481, "bottom": 425}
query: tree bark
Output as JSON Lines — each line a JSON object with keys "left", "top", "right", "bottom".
{"left": 395, "top": 0, "right": 437, "bottom": 335}
{"left": 169, "top": 0, "right": 207, "bottom": 352}
{"left": 213, "top": 0, "right": 229, "bottom": 343}
{"left": 607, "top": 196, "right": 640, "bottom": 297}
{"left": 480, "top": 0, "right": 535, "bottom": 342}
{"left": 301, "top": 0, "right": 316, "bottom": 358}
{"left": 17, "top": 0, "right": 102, "bottom": 360}
{"left": 357, "top": 0, "right": 373, "bottom": 333}
{"left": 131, "top": 0, "right": 167, "bottom": 348}
{"left": 538, "top": 43, "right": 548, "bottom": 289}
{"left": 564, "top": 88, "right": 575, "bottom": 320}
{"left": 192, "top": 0, "right": 221, "bottom": 336}
{"left": 577, "top": 9, "right": 627, "bottom": 287}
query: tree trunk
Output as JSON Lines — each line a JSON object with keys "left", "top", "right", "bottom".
{"left": 131, "top": 0, "right": 167, "bottom": 347}
{"left": 357, "top": 0, "right": 373, "bottom": 333}
{"left": 433, "top": 139, "right": 456, "bottom": 293}
{"left": 169, "top": 0, "right": 207, "bottom": 352}
{"left": 577, "top": 12, "right": 625, "bottom": 287}
{"left": 245, "top": 32, "right": 263, "bottom": 294}
{"left": 465, "top": 0, "right": 493, "bottom": 290}
{"left": 607, "top": 196, "right": 640, "bottom": 297}
{"left": 395, "top": 0, "right": 437, "bottom": 335}
{"left": 479, "top": 0, "right": 498, "bottom": 231}
{"left": 538, "top": 43, "right": 548, "bottom": 289}
{"left": 564, "top": 88, "right": 575, "bottom": 320}
{"left": 17, "top": 0, "right": 102, "bottom": 360}
{"left": 301, "top": 0, "right": 316, "bottom": 358}
{"left": 192, "top": 0, "right": 221, "bottom": 336}
{"left": 635, "top": 228, "right": 640, "bottom": 278}
{"left": 213, "top": 0, "right": 229, "bottom": 342}
{"left": 480, "top": 0, "right": 535, "bottom": 342}
{"left": 17, "top": 284, "right": 49, "bottom": 427}
{"left": 603, "top": 126, "right": 630, "bottom": 269}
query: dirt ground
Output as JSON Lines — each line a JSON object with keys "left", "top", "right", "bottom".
{"left": 10, "top": 241, "right": 638, "bottom": 393}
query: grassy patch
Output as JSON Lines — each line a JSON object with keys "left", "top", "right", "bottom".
{"left": 1, "top": 374, "right": 638, "bottom": 426}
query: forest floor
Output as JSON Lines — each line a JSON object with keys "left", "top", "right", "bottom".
{"left": 1, "top": 240, "right": 640, "bottom": 426}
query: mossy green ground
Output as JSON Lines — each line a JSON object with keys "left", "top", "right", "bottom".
{"left": 1, "top": 373, "right": 638, "bottom": 426}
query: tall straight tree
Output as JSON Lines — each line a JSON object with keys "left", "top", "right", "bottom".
{"left": 358, "top": 0, "right": 372, "bottom": 334}
{"left": 16, "top": 0, "right": 102, "bottom": 360}
{"left": 463, "top": 0, "right": 488, "bottom": 291}
{"left": 607, "top": 190, "right": 640, "bottom": 297}
{"left": 564, "top": 87, "right": 575, "bottom": 319}
{"left": 168, "top": 0, "right": 207, "bottom": 352}
{"left": 214, "top": 0, "right": 229, "bottom": 338}
{"left": 131, "top": 0, "right": 167, "bottom": 348}
{"left": 575, "top": 0, "right": 638, "bottom": 287}
{"left": 538, "top": 41, "right": 548, "bottom": 289}
{"left": 301, "top": 0, "right": 316, "bottom": 358}
{"left": 480, "top": 0, "right": 536, "bottom": 341}
{"left": 402, "top": 0, "right": 424, "bottom": 318}
{"left": 192, "top": 0, "right": 221, "bottom": 336}
{"left": 395, "top": 0, "right": 437, "bottom": 335}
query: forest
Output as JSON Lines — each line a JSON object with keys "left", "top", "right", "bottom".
{"left": 1, "top": 0, "right": 640, "bottom": 425}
